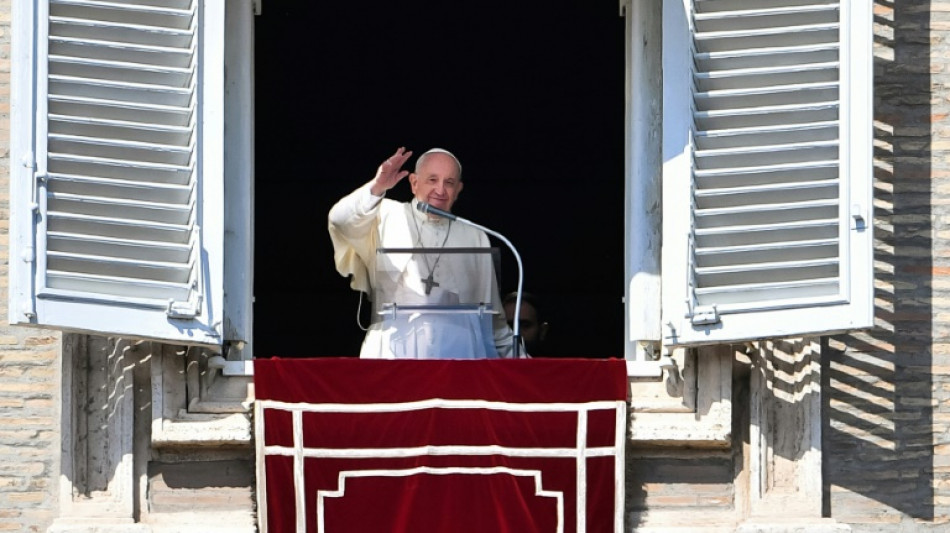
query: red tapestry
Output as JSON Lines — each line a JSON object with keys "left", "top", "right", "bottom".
{"left": 253, "top": 358, "right": 628, "bottom": 533}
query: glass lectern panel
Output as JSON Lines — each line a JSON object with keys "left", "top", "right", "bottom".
{"left": 373, "top": 247, "right": 502, "bottom": 359}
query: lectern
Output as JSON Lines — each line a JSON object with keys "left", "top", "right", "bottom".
{"left": 369, "top": 246, "right": 503, "bottom": 359}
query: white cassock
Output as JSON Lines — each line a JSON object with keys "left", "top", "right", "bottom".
{"left": 328, "top": 182, "right": 515, "bottom": 359}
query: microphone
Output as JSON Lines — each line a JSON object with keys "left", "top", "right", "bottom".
{"left": 416, "top": 201, "right": 458, "bottom": 221}
{"left": 415, "top": 200, "right": 525, "bottom": 358}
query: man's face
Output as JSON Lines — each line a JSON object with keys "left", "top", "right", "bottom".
{"left": 505, "top": 301, "right": 546, "bottom": 353}
{"left": 409, "top": 153, "right": 463, "bottom": 212}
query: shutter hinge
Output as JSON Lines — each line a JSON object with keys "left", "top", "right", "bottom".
{"left": 31, "top": 173, "right": 47, "bottom": 213}
{"left": 24, "top": 153, "right": 43, "bottom": 213}
{"left": 851, "top": 203, "right": 867, "bottom": 230}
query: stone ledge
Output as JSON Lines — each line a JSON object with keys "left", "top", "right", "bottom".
{"left": 736, "top": 519, "right": 852, "bottom": 533}
{"left": 144, "top": 511, "right": 256, "bottom": 533}
{"left": 628, "top": 526, "right": 736, "bottom": 533}
{"left": 151, "top": 412, "right": 252, "bottom": 447}
{"left": 48, "top": 518, "right": 151, "bottom": 533}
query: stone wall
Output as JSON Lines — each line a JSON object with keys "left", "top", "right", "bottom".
{"left": 823, "top": 0, "right": 950, "bottom": 530}
{"left": 0, "top": 330, "right": 59, "bottom": 533}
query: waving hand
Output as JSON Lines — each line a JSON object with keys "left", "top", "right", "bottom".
{"left": 370, "top": 147, "right": 413, "bottom": 196}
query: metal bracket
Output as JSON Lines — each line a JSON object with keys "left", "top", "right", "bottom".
{"left": 166, "top": 295, "right": 202, "bottom": 319}
{"left": 687, "top": 303, "right": 720, "bottom": 326}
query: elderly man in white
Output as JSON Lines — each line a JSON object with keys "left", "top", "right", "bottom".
{"left": 328, "top": 147, "right": 516, "bottom": 359}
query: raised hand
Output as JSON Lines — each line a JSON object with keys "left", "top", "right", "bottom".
{"left": 370, "top": 147, "right": 413, "bottom": 196}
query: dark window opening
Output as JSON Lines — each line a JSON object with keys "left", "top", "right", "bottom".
{"left": 254, "top": 1, "right": 625, "bottom": 358}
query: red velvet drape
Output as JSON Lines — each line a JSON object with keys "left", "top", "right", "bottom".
{"left": 254, "top": 358, "right": 627, "bottom": 533}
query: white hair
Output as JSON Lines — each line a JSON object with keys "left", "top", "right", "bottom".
{"left": 415, "top": 148, "right": 462, "bottom": 178}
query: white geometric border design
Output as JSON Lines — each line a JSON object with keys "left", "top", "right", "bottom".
{"left": 255, "top": 398, "right": 626, "bottom": 533}
{"left": 317, "top": 467, "right": 564, "bottom": 533}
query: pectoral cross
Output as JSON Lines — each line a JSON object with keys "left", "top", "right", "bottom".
{"left": 421, "top": 272, "right": 439, "bottom": 295}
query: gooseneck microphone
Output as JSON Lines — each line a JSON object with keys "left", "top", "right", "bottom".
{"left": 416, "top": 200, "right": 458, "bottom": 221}
{"left": 416, "top": 201, "right": 525, "bottom": 358}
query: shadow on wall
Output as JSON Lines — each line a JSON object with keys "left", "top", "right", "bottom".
{"left": 822, "top": 0, "right": 935, "bottom": 523}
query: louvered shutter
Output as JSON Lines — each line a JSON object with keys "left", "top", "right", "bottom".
{"left": 10, "top": 0, "right": 226, "bottom": 345}
{"left": 660, "top": 0, "right": 873, "bottom": 346}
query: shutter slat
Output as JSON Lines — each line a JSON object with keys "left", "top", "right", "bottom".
{"left": 46, "top": 157, "right": 191, "bottom": 184}
{"left": 696, "top": 82, "right": 839, "bottom": 110}
{"left": 696, "top": 238, "right": 838, "bottom": 266}
{"left": 51, "top": 76, "right": 193, "bottom": 107}
{"left": 49, "top": 116, "right": 191, "bottom": 146}
{"left": 50, "top": 35, "right": 193, "bottom": 55}
{"left": 49, "top": 54, "right": 193, "bottom": 75}
{"left": 48, "top": 152, "right": 191, "bottom": 172}
{"left": 49, "top": 93, "right": 193, "bottom": 115}
{"left": 695, "top": 160, "right": 838, "bottom": 180}
{"left": 48, "top": 174, "right": 192, "bottom": 204}
{"left": 696, "top": 138, "right": 838, "bottom": 157}
{"left": 48, "top": 231, "right": 191, "bottom": 261}
{"left": 44, "top": 273, "right": 192, "bottom": 302}
{"left": 697, "top": 256, "right": 838, "bottom": 275}
{"left": 694, "top": 159, "right": 839, "bottom": 180}
{"left": 695, "top": 100, "right": 838, "bottom": 120}
{"left": 694, "top": 279, "right": 841, "bottom": 306}
{"left": 697, "top": 179, "right": 838, "bottom": 197}
{"left": 694, "top": 0, "right": 839, "bottom": 12}
{"left": 48, "top": 192, "right": 193, "bottom": 225}
{"left": 49, "top": 16, "right": 193, "bottom": 39}
{"left": 49, "top": 113, "right": 190, "bottom": 133}
{"left": 694, "top": 4, "right": 839, "bottom": 19}
{"left": 50, "top": 38, "right": 193, "bottom": 68}
{"left": 696, "top": 43, "right": 838, "bottom": 69}
{"left": 695, "top": 23, "right": 837, "bottom": 43}
{"left": 696, "top": 60, "right": 838, "bottom": 81}
{"left": 49, "top": 135, "right": 192, "bottom": 166}
{"left": 48, "top": 254, "right": 193, "bottom": 284}
{"left": 50, "top": 4, "right": 194, "bottom": 30}
{"left": 696, "top": 121, "right": 838, "bottom": 150}
{"left": 696, "top": 182, "right": 838, "bottom": 210}
{"left": 51, "top": 0, "right": 194, "bottom": 17}
{"left": 695, "top": 198, "right": 837, "bottom": 217}
{"left": 47, "top": 213, "right": 192, "bottom": 243}
{"left": 49, "top": 133, "right": 191, "bottom": 153}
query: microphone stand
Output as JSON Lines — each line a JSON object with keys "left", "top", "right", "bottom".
{"left": 417, "top": 202, "right": 524, "bottom": 358}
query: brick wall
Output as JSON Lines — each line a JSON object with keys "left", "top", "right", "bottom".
{"left": 824, "top": 0, "right": 950, "bottom": 530}
{"left": 0, "top": 4, "right": 61, "bottom": 531}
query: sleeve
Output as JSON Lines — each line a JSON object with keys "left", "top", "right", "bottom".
{"left": 327, "top": 182, "right": 384, "bottom": 293}
{"left": 493, "top": 312, "right": 518, "bottom": 358}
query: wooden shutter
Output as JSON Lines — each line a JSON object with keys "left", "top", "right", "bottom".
{"left": 660, "top": 0, "right": 873, "bottom": 346}
{"left": 10, "top": 0, "right": 226, "bottom": 345}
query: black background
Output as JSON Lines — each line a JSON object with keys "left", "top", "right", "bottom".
{"left": 253, "top": 1, "right": 626, "bottom": 358}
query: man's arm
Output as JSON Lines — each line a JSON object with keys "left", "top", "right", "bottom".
{"left": 327, "top": 147, "right": 413, "bottom": 293}
{"left": 329, "top": 147, "right": 414, "bottom": 237}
